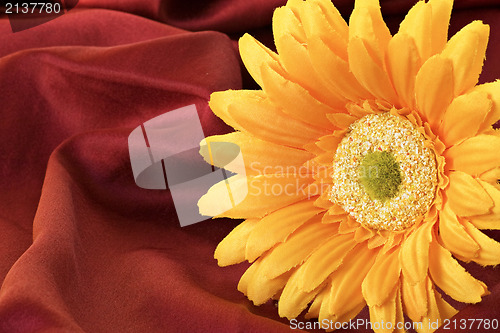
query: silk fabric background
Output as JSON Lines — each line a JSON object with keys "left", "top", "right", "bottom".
{"left": 0, "top": 1, "right": 498, "bottom": 332}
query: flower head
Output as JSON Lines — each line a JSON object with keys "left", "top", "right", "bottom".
{"left": 199, "top": 0, "right": 500, "bottom": 331}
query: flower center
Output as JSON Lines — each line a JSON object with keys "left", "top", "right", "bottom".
{"left": 330, "top": 112, "right": 438, "bottom": 231}
{"left": 359, "top": 151, "right": 401, "bottom": 201}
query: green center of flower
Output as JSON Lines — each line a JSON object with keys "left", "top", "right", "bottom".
{"left": 359, "top": 151, "right": 401, "bottom": 201}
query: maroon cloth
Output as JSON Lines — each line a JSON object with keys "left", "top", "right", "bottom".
{"left": 0, "top": 1, "right": 498, "bottom": 332}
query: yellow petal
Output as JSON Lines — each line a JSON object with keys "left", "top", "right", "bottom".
{"left": 305, "top": 284, "right": 329, "bottom": 319}
{"left": 354, "top": 226, "right": 375, "bottom": 243}
{"left": 446, "top": 171, "right": 493, "bottom": 217}
{"left": 273, "top": 6, "right": 346, "bottom": 110}
{"left": 401, "top": 277, "right": 427, "bottom": 323}
{"left": 272, "top": 2, "right": 305, "bottom": 45}
{"left": 368, "top": 288, "right": 397, "bottom": 333}
{"left": 347, "top": 0, "right": 398, "bottom": 104}
{"left": 297, "top": 234, "right": 357, "bottom": 292}
{"left": 198, "top": 174, "right": 314, "bottom": 219}
{"left": 419, "top": 278, "right": 458, "bottom": 333}
{"left": 438, "top": 91, "right": 491, "bottom": 146}
{"left": 479, "top": 167, "right": 500, "bottom": 191}
{"left": 308, "top": 37, "right": 371, "bottom": 103}
{"left": 462, "top": 220, "right": 500, "bottom": 266}
{"left": 315, "top": 133, "right": 344, "bottom": 152}
{"left": 469, "top": 179, "right": 500, "bottom": 229}
{"left": 362, "top": 248, "right": 400, "bottom": 307}
{"left": 445, "top": 134, "right": 500, "bottom": 176}
{"left": 348, "top": 37, "right": 399, "bottom": 105}
{"left": 326, "top": 113, "right": 357, "bottom": 129}
{"left": 329, "top": 244, "right": 377, "bottom": 314}
{"left": 438, "top": 204, "right": 480, "bottom": 260}
{"left": 473, "top": 81, "right": 500, "bottom": 134}
{"left": 302, "top": 0, "right": 371, "bottom": 102}
{"left": 441, "top": 21, "right": 490, "bottom": 96}
{"left": 239, "top": 33, "right": 279, "bottom": 88}
{"left": 429, "top": 0, "right": 453, "bottom": 54}
{"left": 349, "top": 0, "right": 391, "bottom": 62}
{"left": 301, "top": 0, "right": 348, "bottom": 60}
{"left": 200, "top": 132, "right": 314, "bottom": 176}
{"left": 260, "top": 61, "right": 335, "bottom": 129}
{"left": 319, "top": 292, "right": 365, "bottom": 328}
{"left": 245, "top": 200, "right": 323, "bottom": 262}
{"left": 214, "top": 219, "right": 259, "bottom": 266}
{"left": 394, "top": 289, "right": 405, "bottom": 333}
{"left": 209, "top": 90, "right": 326, "bottom": 148}
{"left": 239, "top": 258, "right": 294, "bottom": 305}
{"left": 257, "top": 216, "right": 338, "bottom": 279}
{"left": 414, "top": 54, "right": 454, "bottom": 130}
{"left": 237, "top": 259, "right": 258, "bottom": 296}
{"left": 385, "top": 33, "right": 421, "bottom": 108}
{"left": 400, "top": 219, "right": 434, "bottom": 285}
{"left": 398, "top": 1, "right": 432, "bottom": 60}
{"left": 428, "top": 238, "right": 488, "bottom": 303}
{"left": 278, "top": 267, "right": 325, "bottom": 319}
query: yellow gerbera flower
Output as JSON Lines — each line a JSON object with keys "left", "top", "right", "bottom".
{"left": 199, "top": 0, "right": 500, "bottom": 331}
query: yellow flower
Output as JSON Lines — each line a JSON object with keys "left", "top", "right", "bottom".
{"left": 199, "top": 0, "right": 500, "bottom": 331}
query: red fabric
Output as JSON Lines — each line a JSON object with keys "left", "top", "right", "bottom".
{"left": 0, "top": 1, "right": 498, "bottom": 332}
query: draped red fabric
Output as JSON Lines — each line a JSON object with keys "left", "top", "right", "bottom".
{"left": 0, "top": 1, "right": 498, "bottom": 332}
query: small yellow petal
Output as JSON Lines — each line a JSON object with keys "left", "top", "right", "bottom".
{"left": 445, "top": 134, "right": 500, "bottom": 176}
{"left": 385, "top": 33, "right": 421, "bottom": 108}
{"left": 308, "top": 36, "right": 371, "bottom": 102}
{"left": 401, "top": 277, "right": 427, "bottom": 323}
{"left": 438, "top": 204, "right": 480, "bottom": 260}
{"left": 348, "top": 37, "right": 399, "bottom": 105}
{"left": 446, "top": 171, "right": 493, "bottom": 217}
{"left": 200, "top": 132, "right": 314, "bottom": 176}
{"left": 274, "top": 6, "right": 346, "bottom": 109}
{"left": 419, "top": 278, "right": 458, "bottom": 333}
{"left": 439, "top": 91, "right": 491, "bottom": 146}
{"left": 305, "top": 284, "right": 329, "bottom": 319}
{"left": 329, "top": 244, "right": 376, "bottom": 314}
{"left": 441, "top": 21, "right": 490, "bottom": 96}
{"left": 198, "top": 174, "right": 314, "bottom": 219}
{"left": 398, "top": 1, "right": 432, "bottom": 60}
{"left": 463, "top": 220, "right": 500, "bottom": 266}
{"left": 239, "top": 33, "right": 279, "bottom": 88}
{"left": 209, "top": 90, "right": 326, "bottom": 148}
{"left": 428, "top": 238, "right": 488, "bottom": 303}
{"left": 297, "top": 234, "right": 357, "bottom": 292}
{"left": 214, "top": 219, "right": 259, "bottom": 266}
{"left": 415, "top": 54, "right": 454, "bottom": 130}
{"left": 429, "top": 0, "right": 453, "bottom": 54}
{"left": 349, "top": 0, "right": 391, "bottom": 62}
{"left": 245, "top": 200, "right": 323, "bottom": 262}
{"left": 473, "top": 81, "right": 500, "bottom": 133}
{"left": 399, "top": 220, "right": 434, "bottom": 285}
{"left": 239, "top": 258, "right": 294, "bottom": 305}
{"left": 326, "top": 113, "right": 357, "bottom": 129}
{"left": 257, "top": 216, "right": 338, "bottom": 279}
{"left": 469, "top": 179, "right": 500, "bottom": 229}
{"left": 368, "top": 288, "right": 397, "bottom": 333}
{"left": 278, "top": 270, "right": 324, "bottom": 320}
{"left": 260, "top": 61, "right": 335, "bottom": 129}
{"left": 362, "top": 249, "right": 400, "bottom": 307}
{"left": 301, "top": 0, "right": 348, "bottom": 60}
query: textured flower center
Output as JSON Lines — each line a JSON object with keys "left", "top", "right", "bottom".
{"left": 359, "top": 151, "right": 402, "bottom": 201}
{"left": 330, "top": 112, "right": 438, "bottom": 231}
